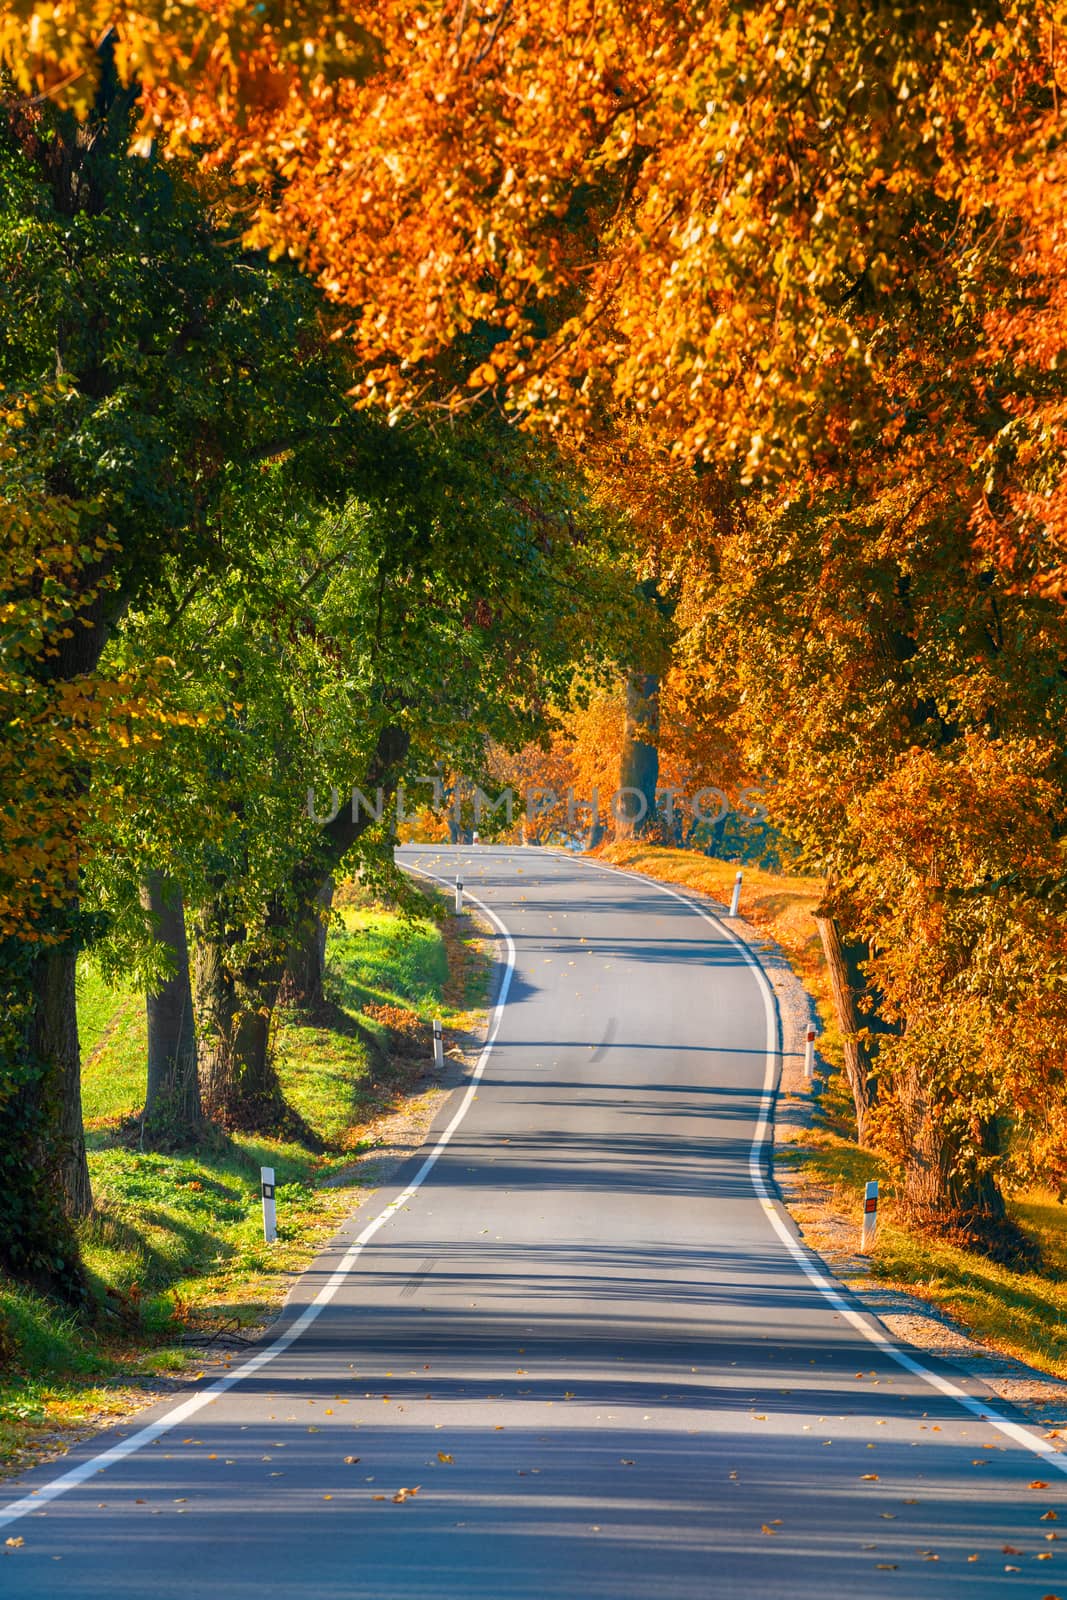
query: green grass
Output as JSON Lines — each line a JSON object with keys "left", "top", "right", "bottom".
{"left": 327, "top": 906, "right": 450, "bottom": 1017}
{"left": 873, "top": 1192, "right": 1067, "bottom": 1377}
{"left": 272, "top": 903, "right": 453, "bottom": 1147}
{"left": 0, "top": 891, "right": 479, "bottom": 1474}
{"left": 77, "top": 965, "right": 147, "bottom": 1126}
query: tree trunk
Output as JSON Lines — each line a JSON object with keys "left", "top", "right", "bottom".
{"left": 140, "top": 872, "right": 201, "bottom": 1140}
{"left": 193, "top": 914, "right": 283, "bottom": 1129}
{"left": 11, "top": 943, "right": 94, "bottom": 1221}
{"left": 814, "top": 914, "right": 881, "bottom": 1145}
{"left": 898, "top": 1065, "right": 1007, "bottom": 1221}
{"left": 615, "top": 670, "right": 660, "bottom": 841}
{"left": 280, "top": 877, "right": 333, "bottom": 1010}
{"left": 196, "top": 724, "right": 411, "bottom": 1135}
{"left": 0, "top": 939, "right": 89, "bottom": 1301}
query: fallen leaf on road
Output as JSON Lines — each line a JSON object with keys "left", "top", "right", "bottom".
{"left": 437, "top": 1453, "right": 454, "bottom": 1464}
{"left": 1031, "top": 1482, "right": 1051, "bottom": 1490}
{"left": 860, "top": 1474, "right": 879, "bottom": 1481}
{"left": 1041, "top": 1512, "right": 1060, "bottom": 1521}
{"left": 344, "top": 1456, "right": 360, "bottom": 1465}
{"left": 5, "top": 1538, "right": 24, "bottom": 1548}
{"left": 875, "top": 1564, "right": 897, "bottom": 1570}
{"left": 393, "top": 1487, "right": 420, "bottom": 1503}
{"left": 760, "top": 1525, "right": 778, "bottom": 1536}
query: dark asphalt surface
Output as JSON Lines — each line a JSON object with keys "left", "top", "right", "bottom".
{"left": 1, "top": 845, "right": 1064, "bottom": 1597}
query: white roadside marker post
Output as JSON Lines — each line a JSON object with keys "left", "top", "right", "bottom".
{"left": 804, "top": 1023, "right": 816, "bottom": 1081}
{"left": 861, "top": 1180, "right": 879, "bottom": 1254}
{"left": 455, "top": 877, "right": 464, "bottom": 913}
{"left": 472, "top": 830, "right": 480, "bottom": 846}
{"left": 729, "top": 870, "right": 743, "bottom": 918}
{"left": 261, "top": 1167, "right": 277, "bottom": 1244}
{"left": 433, "top": 1018, "right": 444, "bottom": 1072}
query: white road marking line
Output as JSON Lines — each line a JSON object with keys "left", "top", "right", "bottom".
{"left": 0, "top": 879, "right": 516, "bottom": 1531}
{"left": 571, "top": 850, "right": 1067, "bottom": 1476}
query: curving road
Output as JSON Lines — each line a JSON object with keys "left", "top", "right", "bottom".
{"left": 1, "top": 846, "right": 1063, "bottom": 1597}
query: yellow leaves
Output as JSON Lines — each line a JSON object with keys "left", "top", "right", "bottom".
{"left": 436, "top": 1452, "right": 454, "bottom": 1464}
{"left": 859, "top": 1473, "right": 879, "bottom": 1481}
{"left": 392, "top": 1486, "right": 420, "bottom": 1503}
{"left": 5, "top": 1537, "right": 24, "bottom": 1548}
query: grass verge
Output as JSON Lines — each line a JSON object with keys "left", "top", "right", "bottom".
{"left": 0, "top": 885, "right": 489, "bottom": 1475}
{"left": 598, "top": 839, "right": 1067, "bottom": 1381}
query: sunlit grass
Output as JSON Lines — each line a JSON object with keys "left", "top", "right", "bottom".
{"left": 328, "top": 906, "right": 450, "bottom": 1017}
{"left": 1, "top": 895, "right": 475, "bottom": 1475}
{"left": 784, "top": 1130, "right": 1067, "bottom": 1377}
{"left": 77, "top": 965, "right": 148, "bottom": 1126}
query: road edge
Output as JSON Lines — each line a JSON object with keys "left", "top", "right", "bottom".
{"left": 554, "top": 844, "right": 1067, "bottom": 1450}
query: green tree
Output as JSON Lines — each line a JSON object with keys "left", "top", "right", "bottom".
{"left": 0, "top": 76, "right": 389, "bottom": 1293}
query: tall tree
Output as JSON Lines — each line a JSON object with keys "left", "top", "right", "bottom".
{"left": 711, "top": 484, "right": 1067, "bottom": 1246}
{"left": 93, "top": 419, "right": 628, "bottom": 1131}
{"left": 0, "top": 76, "right": 390, "bottom": 1286}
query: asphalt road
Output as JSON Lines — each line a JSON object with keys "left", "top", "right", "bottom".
{"left": 2, "top": 846, "right": 1064, "bottom": 1597}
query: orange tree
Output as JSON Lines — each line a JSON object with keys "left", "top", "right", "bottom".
{"left": 710, "top": 473, "right": 1067, "bottom": 1250}
{"left": 7, "top": 2, "right": 1058, "bottom": 592}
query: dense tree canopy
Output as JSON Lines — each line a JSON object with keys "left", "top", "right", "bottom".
{"left": 2, "top": 3, "right": 1067, "bottom": 1286}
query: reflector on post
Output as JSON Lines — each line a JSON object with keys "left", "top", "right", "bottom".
{"left": 261, "top": 1166, "right": 277, "bottom": 1244}
{"left": 860, "top": 1179, "right": 879, "bottom": 1254}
